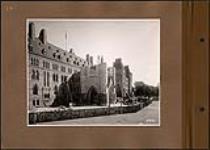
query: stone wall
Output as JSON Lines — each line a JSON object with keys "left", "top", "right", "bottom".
{"left": 29, "top": 102, "right": 146, "bottom": 124}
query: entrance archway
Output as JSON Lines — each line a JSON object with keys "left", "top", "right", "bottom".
{"left": 87, "top": 86, "right": 98, "bottom": 105}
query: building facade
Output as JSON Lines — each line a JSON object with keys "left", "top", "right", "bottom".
{"left": 28, "top": 22, "right": 90, "bottom": 110}
{"left": 28, "top": 22, "right": 133, "bottom": 110}
{"left": 113, "top": 58, "right": 133, "bottom": 98}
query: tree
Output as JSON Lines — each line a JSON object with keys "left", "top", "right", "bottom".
{"left": 51, "top": 79, "right": 72, "bottom": 107}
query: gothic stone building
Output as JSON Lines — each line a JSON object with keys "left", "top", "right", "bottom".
{"left": 79, "top": 59, "right": 116, "bottom": 106}
{"left": 28, "top": 22, "right": 133, "bottom": 110}
{"left": 113, "top": 58, "right": 133, "bottom": 98}
{"left": 28, "top": 22, "right": 90, "bottom": 110}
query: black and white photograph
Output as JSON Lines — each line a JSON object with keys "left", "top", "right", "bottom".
{"left": 27, "top": 19, "right": 160, "bottom": 126}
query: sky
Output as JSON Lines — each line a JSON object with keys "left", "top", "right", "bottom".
{"left": 28, "top": 19, "right": 160, "bottom": 86}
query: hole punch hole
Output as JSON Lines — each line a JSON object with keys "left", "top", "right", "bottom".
{"left": 199, "top": 38, "right": 205, "bottom": 42}
{"left": 199, "top": 107, "right": 205, "bottom": 112}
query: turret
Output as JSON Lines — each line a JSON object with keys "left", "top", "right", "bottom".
{"left": 90, "top": 56, "right": 93, "bottom": 66}
{"left": 86, "top": 54, "right": 90, "bottom": 65}
{"left": 39, "top": 29, "right": 47, "bottom": 44}
{"left": 29, "top": 22, "right": 35, "bottom": 39}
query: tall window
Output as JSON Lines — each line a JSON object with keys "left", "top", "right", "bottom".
{"left": 33, "top": 84, "right": 38, "bottom": 95}
{"left": 47, "top": 72, "right": 50, "bottom": 87}
{"left": 31, "top": 69, "right": 35, "bottom": 79}
{"left": 33, "top": 100, "right": 36, "bottom": 106}
{"left": 36, "top": 70, "right": 39, "bottom": 80}
{"left": 43, "top": 61, "right": 50, "bottom": 69}
{"left": 30, "top": 57, "right": 39, "bottom": 67}
{"left": 43, "top": 71, "right": 46, "bottom": 86}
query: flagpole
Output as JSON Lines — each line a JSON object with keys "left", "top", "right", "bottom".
{"left": 65, "top": 31, "right": 68, "bottom": 51}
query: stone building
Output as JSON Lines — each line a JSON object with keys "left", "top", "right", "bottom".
{"left": 28, "top": 22, "right": 90, "bottom": 110}
{"left": 113, "top": 58, "right": 133, "bottom": 98}
{"left": 78, "top": 57, "right": 116, "bottom": 106}
{"left": 124, "top": 65, "right": 133, "bottom": 95}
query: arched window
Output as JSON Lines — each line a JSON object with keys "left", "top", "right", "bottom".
{"left": 31, "top": 69, "right": 35, "bottom": 79}
{"left": 33, "top": 84, "right": 38, "bottom": 95}
{"left": 36, "top": 59, "right": 39, "bottom": 66}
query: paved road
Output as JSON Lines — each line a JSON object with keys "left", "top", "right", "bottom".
{"left": 37, "top": 101, "right": 160, "bottom": 126}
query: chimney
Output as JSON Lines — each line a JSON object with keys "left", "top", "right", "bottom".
{"left": 29, "top": 22, "right": 35, "bottom": 39}
{"left": 101, "top": 56, "right": 104, "bottom": 63}
{"left": 39, "top": 29, "right": 47, "bottom": 44}
{"left": 97, "top": 55, "right": 100, "bottom": 64}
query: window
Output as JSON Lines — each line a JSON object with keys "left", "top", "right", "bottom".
{"left": 30, "top": 58, "right": 39, "bottom": 67}
{"left": 33, "top": 100, "right": 36, "bottom": 106}
{"left": 44, "top": 93, "right": 50, "bottom": 98}
{"left": 47, "top": 72, "right": 50, "bottom": 87}
{"left": 37, "top": 100, "right": 40, "bottom": 106}
{"left": 52, "top": 73, "right": 55, "bottom": 82}
{"left": 43, "top": 71, "right": 46, "bottom": 86}
{"left": 52, "top": 64, "right": 58, "bottom": 71}
{"left": 41, "top": 48, "right": 46, "bottom": 54}
{"left": 36, "top": 70, "right": 39, "bottom": 80}
{"left": 61, "top": 75, "right": 67, "bottom": 83}
{"left": 66, "top": 58, "right": 69, "bottom": 62}
{"left": 33, "top": 84, "right": 38, "bottom": 95}
{"left": 28, "top": 45, "right": 33, "bottom": 52}
{"left": 43, "top": 61, "right": 50, "bottom": 69}
{"left": 36, "top": 59, "right": 39, "bottom": 66}
{"left": 61, "top": 66, "right": 66, "bottom": 72}
{"left": 31, "top": 69, "right": 35, "bottom": 79}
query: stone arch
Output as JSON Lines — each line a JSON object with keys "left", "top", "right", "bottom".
{"left": 87, "top": 86, "right": 98, "bottom": 105}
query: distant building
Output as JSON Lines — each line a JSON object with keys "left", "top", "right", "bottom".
{"left": 113, "top": 58, "right": 133, "bottom": 98}
{"left": 124, "top": 65, "right": 133, "bottom": 95}
{"left": 28, "top": 22, "right": 90, "bottom": 110}
{"left": 134, "top": 81, "right": 145, "bottom": 87}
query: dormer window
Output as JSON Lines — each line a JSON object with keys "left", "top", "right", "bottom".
{"left": 41, "top": 48, "right": 46, "bottom": 54}
{"left": 28, "top": 44, "right": 33, "bottom": 52}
